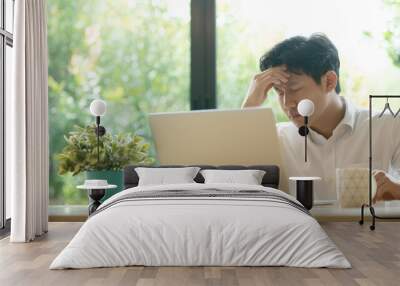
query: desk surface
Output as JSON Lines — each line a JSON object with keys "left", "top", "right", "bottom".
{"left": 311, "top": 202, "right": 400, "bottom": 220}
{"left": 289, "top": 176, "right": 322, "bottom": 181}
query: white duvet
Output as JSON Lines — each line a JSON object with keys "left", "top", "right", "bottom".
{"left": 50, "top": 183, "right": 351, "bottom": 269}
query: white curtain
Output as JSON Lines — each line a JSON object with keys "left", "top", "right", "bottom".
{"left": 9, "top": 0, "right": 49, "bottom": 242}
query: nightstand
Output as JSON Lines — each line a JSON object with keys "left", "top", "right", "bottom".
{"left": 77, "top": 180, "right": 117, "bottom": 215}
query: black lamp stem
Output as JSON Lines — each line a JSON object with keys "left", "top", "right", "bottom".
{"left": 96, "top": 116, "right": 100, "bottom": 165}
{"left": 305, "top": 116, "right": 308, "bottom": 162}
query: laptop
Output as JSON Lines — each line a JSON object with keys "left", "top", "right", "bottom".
{"left": 148, "top": 107, "right": 289, "bottom": 192}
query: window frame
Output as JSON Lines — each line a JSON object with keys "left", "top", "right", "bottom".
{"left": 0, "top": 0, "right": 14, "bottom": 233}
{"left": 190, "top": 0, "right": 216, "bottom": 110}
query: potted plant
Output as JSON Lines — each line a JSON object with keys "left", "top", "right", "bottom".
{"left": 56, "top": 125, "right": 154, "bottom": 201}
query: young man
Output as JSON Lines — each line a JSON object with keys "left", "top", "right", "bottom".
{"left": 242, "top": 33, "right": 400, "bottom": 203}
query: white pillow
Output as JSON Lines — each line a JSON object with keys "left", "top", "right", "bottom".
{"left": 200, "top": 169, "right": 266, "bottom": 185}
{"left": 135, "top": 167, "right": 201, "bottom": 186}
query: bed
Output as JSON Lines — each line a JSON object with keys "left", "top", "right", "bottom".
{"left": 50, "top": 165, "right": 351, "bottom": 269}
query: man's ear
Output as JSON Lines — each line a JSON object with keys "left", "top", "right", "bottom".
{"left": 322, "top": 71, "right": 337, "bottom": 93}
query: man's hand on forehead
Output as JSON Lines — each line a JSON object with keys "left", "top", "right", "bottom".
{"left": 274, "top": 76, "right": 303, "bottom": 93}
{"left": 242, "top": 65, "right": 291, "bottom": 107}
{"left": 273, "top": 80, "right": 291, "bottom": 93}
{"left": 273, "top": 84, "right": 286, "bottom": 94}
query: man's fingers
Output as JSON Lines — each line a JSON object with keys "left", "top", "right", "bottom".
{"left": 257, "top": 69, "right": 290, "bottom": 82}
{"left": 374, "top": 174, "right": 386, "bottom": 182}
{"left": 376, "top": 181, "right": 388, "bottom": 190}
{"left": 373, "top": 179, "right": 389, "bottom": 203}
{"left": 256, "top": 73, "right": 289, "bottom": 86}
{"left": 374, "top": 176, "right": 384, "bottom": 185}
{"left": 373, "top": 192, "right": 379, "bottom": 204}
{"left": 375, "top": 176, "right": 389, "bottom": 188}
{"left": 374, "top": 171, "right": 387, "bottom": 184}
{"left": 259, "top": 65, "right": 288, "bottom": 75}
{"left": 376, "top": 179, "right": 387, "bottom": 188}
{"left": 256, "top": 71, "right": 290, "bottom": 82}
{"left": 373, "top": 171, "right": 385, "bottom": 179}
{"left": 374, "top": 188, "right": 385, "bottom": 201}
{"left": 257, "top": 75, "right": 288, "bottom": 91}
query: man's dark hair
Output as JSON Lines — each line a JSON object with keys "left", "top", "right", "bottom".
{"left": 259, "top": 33, "right": 341, "bottom": 93}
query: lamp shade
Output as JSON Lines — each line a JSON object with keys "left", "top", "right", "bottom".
{"left": 90, "top": 99, "right": 107, "bottom": 117}
{"left": 297, "top": 99, "right": 314, "bottom": 117}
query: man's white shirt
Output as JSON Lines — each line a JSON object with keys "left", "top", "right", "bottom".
{"left": 277, "top": 96, "right": 400, "bottom": 201}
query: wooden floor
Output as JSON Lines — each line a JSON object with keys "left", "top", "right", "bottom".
{"left": 0, "top": 222, "right": 399, "bottom": 286}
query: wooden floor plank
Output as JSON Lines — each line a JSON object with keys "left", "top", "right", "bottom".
{"left": 0, "top": 222, "right": 399, "bottom": 286}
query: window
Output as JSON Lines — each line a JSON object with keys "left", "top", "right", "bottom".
{"left": 217, "top": 0, "right": 400, "bottom": 118}
{"left": 1, "top": 0, "right": 14, "bottom": 230}
{"left": 49, "top": 0, "right": 400, "bottom": 214}
{"left": 48, "top": 0, "right": 190, "bottom": 206}
{"left": 5, "top": 0, "right": 14, "bottom": 33}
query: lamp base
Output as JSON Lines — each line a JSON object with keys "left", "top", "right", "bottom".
{"left": 95, "top": 125, "right": 106, "bottom": 137}
{"left": 298, "top": 125, "right": 309, "bottom": 136}
{"left": 289, "top": 177, "right": 321, "bottom": 210}
{"left": 88, "top": 188, "right": 105, "bottom": 215}
{"left": 296, "top": 180, "right": 314, "bottom": 210}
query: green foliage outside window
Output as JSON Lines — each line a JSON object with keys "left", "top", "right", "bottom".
{"left": 48, "top": 0, "right": 189, "bottom": 204}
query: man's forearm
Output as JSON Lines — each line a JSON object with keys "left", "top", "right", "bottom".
{"left": 241, "top": 97, "right": 259, "bottom": 108}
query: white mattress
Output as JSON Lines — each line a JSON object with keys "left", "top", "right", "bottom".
{"left": 50, "top": 183, "right": 351, "bottom": 269}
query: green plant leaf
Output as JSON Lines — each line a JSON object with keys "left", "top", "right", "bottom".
{"left": 56, "top": 124, "right": 154, "bottom": 175}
